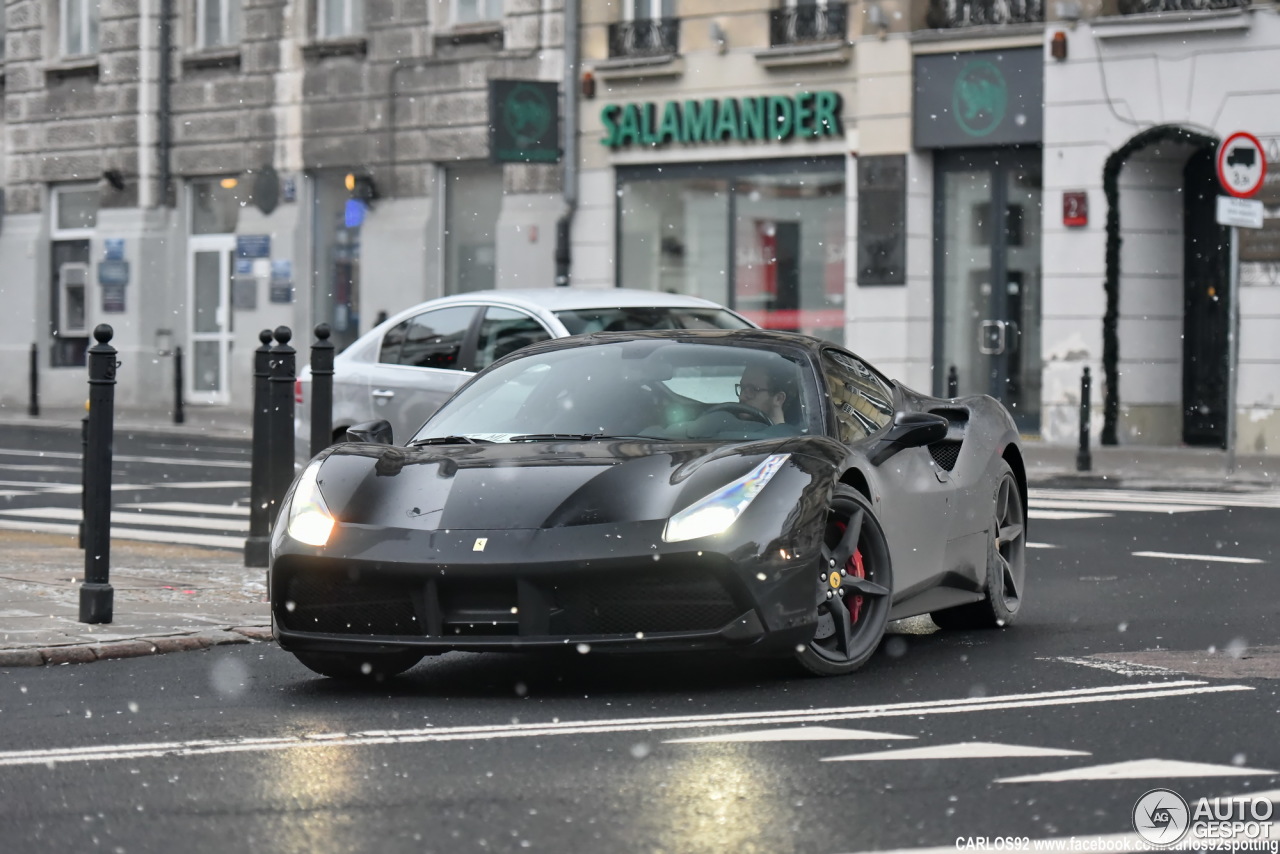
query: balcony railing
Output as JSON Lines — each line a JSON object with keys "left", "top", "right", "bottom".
{"left": 925, "top": 0, "right": 1043, "bottom": 28}
{"left": 1117, "top": 0, "right": 1249, "bottom": 13}
{"left": 770, "top": 2, "right": 849, "bottom": 46}
{"left": 607, "top": 18, "right": 680, "bottom": 59}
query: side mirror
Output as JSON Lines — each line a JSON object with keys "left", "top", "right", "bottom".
{"left": 868, "top": 411, "right": 949, "bottom": 466}
{"left": 346, "top": 419, "right": 393, "bottom": 445}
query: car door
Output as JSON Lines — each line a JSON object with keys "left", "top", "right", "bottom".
{"left": 366, "top": 305, "right": 479, "bottom": 442}
{"left": 823, "top": 349, "right": 955, "bottom": 592}
{"left": 473, "top": 305, "right": 553, "bottom": 372}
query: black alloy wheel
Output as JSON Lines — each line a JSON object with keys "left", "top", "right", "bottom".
{"left": 292, "top": 649, "right": 423, "bottom": 681}
{"left": 931, "top": 460, "right": 1026, "bottom": 629}
{"left": 795, "top": 485, "right": 893, "bottom": 676}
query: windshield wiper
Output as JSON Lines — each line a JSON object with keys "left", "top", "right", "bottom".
{"left": 508, "top": 433, "right": 667, "bottom": 443}
{"left": 407, "top": 435, "right": 492, "bottom": 446}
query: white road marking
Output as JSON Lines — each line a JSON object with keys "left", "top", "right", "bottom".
{"left": 0, "top": 447, "right": 248, "bottom": 469}
{"left": 118, "top": 502, "right": 249, "bottom": 516}
{"left": 666, "top": 726, "right": 915, "bottom": 744}
{"left": 1030, "top": 487, "right": 1280, "bottom": 510}
{"left": 1041, "top": 656, "right": 1173, "bottom": 677}
{"left": 1032, "top": 499, "right": 1216, "bottom": 514}
{"left": 822, "top": 742, "right": 1089, "bottom": 762}
{"left": 159, "top": 481, "right": 252, "bottom": 489}
{"left": 1027, "top": 542, "right": 1058, "bottom": 549}
{"left": 1029, "top": 510, "right": 1110, "bottom": 520}
{"left": 0, "top": 519, "right": 242, "bottom": 550}
{"left": 0, "top": 507, "right": 247, "bottom": 532}
{"left": 1133, "top": 550, "right": 1263, "bottom": 565}
{"left": 0, "top": 681, "right": 1250, "bottom": 768}
{"left": 997, "top": 758, "right": 1277, "bottom": 783}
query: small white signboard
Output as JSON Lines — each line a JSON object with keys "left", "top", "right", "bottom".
{"left": 1216, "top": 195, "right": 1264, "bottom": 229}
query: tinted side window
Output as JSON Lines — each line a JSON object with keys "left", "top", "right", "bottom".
{"left": 378, "top": 320, "right": 410, "bottom": 364}
{"left": 397, "top": 307, "right": 476, "bottom": 370}
{"left": 823, "top": 350, "right": 894, "bottom": 442}
{"left": 475, "top": 306, "right": 552, "bottom": 370}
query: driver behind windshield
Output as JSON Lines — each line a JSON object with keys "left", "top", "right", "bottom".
{"left": 650, "top": 356, "right": 803, "bottom": 440}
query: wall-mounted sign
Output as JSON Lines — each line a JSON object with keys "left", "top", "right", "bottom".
{"left": 98, "top": 259, "right": 129, "bottom": 286}
{"left": 489, "top": 80, "right": 561, "bottom": 164}
{"left": 103, "top": 238, "right": 125, "bottom": 261}
{"left": 1216, "top": 196, "right": 1264, "bottom": 230}
{"left": 913, "top": 49, "right": 1043, "bottom": 149}
{"left": 1063, "top": 191, "right": 1088, "bottom": 227}
{"left": 601, "top": 91, "right": 843, "bottom": 149}
{"left": 236, "top": 234, "right": 271, "bottom": 258}
{"left": 101, "top": 283, "right": 126, "bottom": 313}
{"left": 270, "top": 259, "right": 294, "bottom": 303}
{"left": 232, "top": 276, "right": 258, "bottom": 310}
{"left": 857, "top": 155, "right": 906, "bottom": 286}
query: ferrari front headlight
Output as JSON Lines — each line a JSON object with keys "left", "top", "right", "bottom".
{"left": 662, "top": 454, "right": 789, "bottom": 543}
{"left": 286, "top": 462, "right": 335, "bottom": 547}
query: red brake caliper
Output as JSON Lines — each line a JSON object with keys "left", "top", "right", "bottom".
{"left": 848, "top": 548, "right": 866, "bottom": 624}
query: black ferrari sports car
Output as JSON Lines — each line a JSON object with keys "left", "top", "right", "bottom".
{"left": 269, "top": 329, "right": 1027, "bottom": 680}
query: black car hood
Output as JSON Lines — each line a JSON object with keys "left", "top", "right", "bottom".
{"left": 311, "top": 438, "right": 819, "bottom": 531}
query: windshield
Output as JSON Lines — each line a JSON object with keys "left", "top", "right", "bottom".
{"left": 552, "top": 306, "right": 752, "bottom": 335}
{"left": 411, "top": 339, "right": 820, "bottom": 443}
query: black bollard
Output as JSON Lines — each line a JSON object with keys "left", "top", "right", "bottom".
{"left": 28, "top": 343, "right": 39, "bottom": 417}
{"left": 310, "top": 323, "right": 334, "bottom": 459}
{"left": 946, "top": 365, "right": 958, "bottom": 398}
{"left": 79, "top": 409, "right": 88, "bottom": 549}
{"left": 267, "top": 326, "right": 296, "bottom": 530}
{"left": 244, "top": 330, "right": 275, "bottom": 568}
{"left": 1076, "top": 366, "right": 1093, "bottom": 473}
{"left": 80, "top": 325, "right": 117, "bottom": 624}
{"left": 172, "top": 345, "right": 185, "bottom": 424}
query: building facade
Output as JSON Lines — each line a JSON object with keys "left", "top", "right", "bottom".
{"left": 0, "top": 0, "right": 565, "bottom": 414}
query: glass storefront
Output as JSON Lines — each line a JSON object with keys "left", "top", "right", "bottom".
{"left": 618, "top": 158, "right": 846, "bottom": 343}
{"left": 444, "top": 162, "right": 503, "bottom": 294}
{"left": 312, "top": 170, "right": 363, "bottom": 351}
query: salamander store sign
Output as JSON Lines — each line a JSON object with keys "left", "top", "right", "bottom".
{"left": 600, "top": 91, "right": 843, "bottom": 149}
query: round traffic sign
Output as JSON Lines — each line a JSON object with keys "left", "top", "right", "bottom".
{"left": 1216, "top": 131, "right": 1266, "bottom": 198}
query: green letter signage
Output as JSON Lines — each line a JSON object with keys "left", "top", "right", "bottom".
{"left": 601, "top": 91, "right": 843, "bottom": 150}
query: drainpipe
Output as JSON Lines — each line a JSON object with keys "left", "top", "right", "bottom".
{"left": 158, "top": 0, "right": 173, "bottom": 206}
{"left": 555, "top": 0, "right": 579, "bottom": 286}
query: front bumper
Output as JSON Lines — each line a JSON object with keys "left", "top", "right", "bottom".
{"left": 270, "top": 521, "right": 820, "bottom": 656}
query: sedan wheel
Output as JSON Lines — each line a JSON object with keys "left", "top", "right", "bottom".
{"left": 292, "top": 650, "right": 423, "bottom": 681}
{"left": 795, "top": 486, "right": 893, "bottom": 676}
{"left": 931, "top": 460, "right": 1026, "bottom": 629}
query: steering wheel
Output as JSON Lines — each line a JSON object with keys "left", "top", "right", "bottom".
{"left": 702, "top": 402, "right": 771, "bottom": 425}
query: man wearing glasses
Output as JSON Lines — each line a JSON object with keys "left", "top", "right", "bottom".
{"left": 735, "top": 364, "right": 797, "bottom": 427}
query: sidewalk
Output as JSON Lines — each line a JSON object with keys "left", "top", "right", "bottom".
{"left": 0, "top": 404, "right": 1276, "bottom": 667}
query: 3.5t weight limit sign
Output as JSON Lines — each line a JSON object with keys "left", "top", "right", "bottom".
{"left": 1217, "top": 132, "right": 1266, "bottom": 198}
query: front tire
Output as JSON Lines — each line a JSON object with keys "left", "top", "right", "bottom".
{"left": 795, "top": 486, "right": 893, "bottom": 676}
{"left": 292, "top": 650, "right": 423, "bottom": 681}
{"left": 931, "top": 460, "right": 1026, "bottom": 629}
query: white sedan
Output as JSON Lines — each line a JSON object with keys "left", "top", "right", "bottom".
{"left": 294, "top": 288, "right": 754, "bottom": 464}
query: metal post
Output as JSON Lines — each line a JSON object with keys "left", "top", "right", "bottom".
{"left": 946, "top": 365, "right": 958, "bottom": 398}
{"left": 1076, "top": 366, "right": 1093, "bottom": 473}
{"left": 310, "top": 323, "right": 334, "bottom": 458}
{"left": 28, "top": 343, "right": 39, "bottom": 417}
{"left": 80, "top": 325, "right": 117, "bottom": 624}
{"left": 244, "top": 329, "right": 275, "bottom": 567}
{"left": 267, "top": 326, "right": 296, "bottom": 530}
{"left": 1226, "top": 225, "right": 1240, "bottom": 474}
{"left": 172, "top": 345, "right": 185, "bottom": 424}
{"left": 79, "top": 410, "right": 88, "bottom": 549}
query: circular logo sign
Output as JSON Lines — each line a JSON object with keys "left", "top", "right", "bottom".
{"left": 502, "top": 83, "right": 553, "bottom": 148}
{"left": 951, "top": 60, "right": 1008, "bottom": 138}
{"left": 1217, "top": 131, "right": 1267, "bottom": 198}
{"left": 1132, "top": 788, "right": 1190, "bottom": 847}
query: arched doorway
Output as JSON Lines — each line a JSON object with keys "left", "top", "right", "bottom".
{"left": 1101, "top": 125, "right": 1227, "bottom": 448}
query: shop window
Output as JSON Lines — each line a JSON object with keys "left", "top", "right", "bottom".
{"left": 618, "top": 159, "right": 846, "bottom": 344}
{"left": 191, "top": 177, "right": 243, "bottom": 234}
{"left": 49, "top": 185, "right": 98, "bottom": 368}
{"left": 318, "top": 0, "right": 364, "bottom": 38}
{"left": 313, "top": 170, "right": 363, "bottom": 351}
{"left": 197, "top": 0, "right": 241, "bottom": 48}
{"left": 454, "top": 0, "right": 501, "bottom": 24}
{"left": 444, "top": 163, "right": 502, "bottom": 294}
{"left": 60, "top": 0, "right": 99, "bottom": 57}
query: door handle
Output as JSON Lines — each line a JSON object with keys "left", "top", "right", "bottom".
{"left": 371, "top": 389, "right": 395, "bottom": 400}
{"left": 978, "top": 320, "right": 1006, "bottom": 355}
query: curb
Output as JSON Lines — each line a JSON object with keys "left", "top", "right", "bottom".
{"left": 0, "top": 626, "right": 272, "bottom": 668}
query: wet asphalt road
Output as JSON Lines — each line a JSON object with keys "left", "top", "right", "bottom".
{"left": 1, "top": 497, "right": 1278, "bottom": 854}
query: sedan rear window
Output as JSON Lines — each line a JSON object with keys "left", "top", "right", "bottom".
{"left": 553, "top": 306, "right": 751, "bottom": 335}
